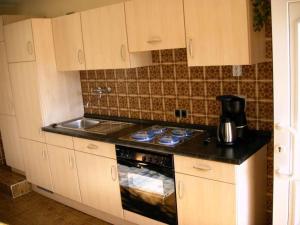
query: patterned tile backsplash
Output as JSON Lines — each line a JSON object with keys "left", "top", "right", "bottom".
{"left": 81, "top": 53, "right": 273, "bottom": 131}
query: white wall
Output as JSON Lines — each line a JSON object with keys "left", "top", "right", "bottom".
{"left": 16, "top": 0, "right": 124, "bottom": 17}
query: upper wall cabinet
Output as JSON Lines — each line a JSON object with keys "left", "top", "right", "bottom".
{"left": 184, "top": 0, "right": 265, "bottom": 66}
{"left": 4, "top": 19, "right": 35, "bottom": 63}
{"left": 0, "top": 16, "right": 4, "bottom": 42}
{"left": 81, "top": 3, "right": 151, "bottom": 70}
{"left": 52, "top": 13, "right": 85, "bottom": 71}
{"left": 125, "top": 0, "right": 186, "bottom": 52}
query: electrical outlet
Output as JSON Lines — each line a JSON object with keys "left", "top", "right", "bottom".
{"left": 232, "top": 65, "right": 242, "bottom": 77}
{"left": 181, "top": 109, "right": 187, "bottom": 118}
{"left": 175, "top": 109, "right": 181, "bottom": 118}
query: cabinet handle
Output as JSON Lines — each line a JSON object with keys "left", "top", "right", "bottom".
{"left": 27, "top": 41, "right": 33, "bottom": 55}
{"left": 147, "top": 37, "right": 162, "bottom": 44}
{"left": 120, "top": 44, "right": 126, "bottom": 61}
{"left": 87, "top": 143, "right": 98, "bottom": 150}
{"left": 188, "top": 38, "right": 193, "bottom": 58}
{"left": 42, "top": 149, "right": 47, "bottom": 160}
{"left": 193, "top": 164, "right": 212, "bottom": 171}
{"left": 178, "top": 181, "right": 183, "bottom": 199}
{"left": 111, "top": 165, "right": 117, "bottom": 181}
{"left": 68, "top": 154, "right": 74, "bottom": 169}
{"left": 77, "top": 49, "right": 84, "bottom": 65}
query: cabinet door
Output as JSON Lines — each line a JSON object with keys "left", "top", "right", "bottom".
{"left": 22, "top": 139, "right": 52, "bottom": 191}
{"left": 4, "top": 19, "right": 35, "bottom": 63}
{"left": 184, "top": 0, "right": 250, "bottom": 66}
{"left": 0, "top": 16, "right": 4, "bottom": 42}
{"left": 0, "top": 42, "right": 15, "bottom": 115}
{"left": 75, "top": 151, "right": 123, "bottom": 218}
{"left": 9, "top": 62, "right": 45, "bottom": 142}
{"left": 52, "top": 13, "right": 85, "bottom": 71}
{"left": 125, "top": 0, "right": 186, "bottom": 52}
{"left": 176, "top": 173, "right": 236, "bottom": 225}
{"left": 47, "top": 145, "right": 81, "bottom": 202}
{"left": 0, "top": 116, "right": 24, "bottom": 171}
{"left": 81, "top": 3, "right": 130, "bottom": 69}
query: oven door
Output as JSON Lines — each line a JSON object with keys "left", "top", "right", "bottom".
{"left": 117, "top": 158, "right": 177, "bottom": 225}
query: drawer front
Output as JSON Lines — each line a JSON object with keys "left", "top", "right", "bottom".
{"left": 73, "top": 137, "right": 116, "bottom": 159}
{"left": 174, "top": 155, "right": 235, "bottom": 183}
{"left": 45, "top": 132, "right": 74, "bottom": 149}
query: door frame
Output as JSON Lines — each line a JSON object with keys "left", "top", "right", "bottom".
{"left": 272, "top": 1, "right": 300, "bottom": 225}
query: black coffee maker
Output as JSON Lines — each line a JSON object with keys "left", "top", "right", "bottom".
{"left": 216, "top": 95, "right": 247, "bottom": 144}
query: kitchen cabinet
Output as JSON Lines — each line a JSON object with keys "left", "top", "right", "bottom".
{"left": 47, "top": 145, "right": 81, "bottom": 202}
{"left": 176, "top": 173, "right": 235, "bottom": 225}
{"left": 73, "top": 137, "right": 116, "bottom": 159}
{"left": 184, "top": 0, "right": 265, "bottom": 66}
{"left": 75, "top": 150, "right": 123, "bottom": 218}
{"left": 4, "top": 19, "right": 35, "bottom": 63}
{"left": 81, "top": 3, "right": 151, "bottom": 70}
{"left": 0, "top": 115, "right": 24, "bottom": 171}
{"left": 6, "top": 19, "right": 83, "bottom": 142}
{"left": 52, "top": 13, "right": 85, "bottom": 71}
{"left": 125, "top": 0, "right": 186, "bottom": 52}
{"left": 9, "top": 62, "right": 45, "bottom": 142}
{"left": 0, "top": 42, "right": 15, "bottom": 115}
{"left": 45, "top": 132, "right": 74, "bottom": 149}
{"left": 175, "top": 146, "right": 267, "bottom": 225}
{"left": 22, "top": 139, "right": 52, "bottom": 191}
{"left": 0, "top": 16, "right": 3, "bottom": 42}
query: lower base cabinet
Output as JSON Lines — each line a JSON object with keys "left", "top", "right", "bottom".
{"left": 0, "top": 115, "right": 24, "bottom": 171}
{"left": 75, "top": 151, "right": 123, "bottom": 218}
{"left": 47, "top": 145, "right": 81, "bottom": 202}
{"left": 22, "top": 139, "right": 52, "bottom": 191}
{"left": 176, "top": 173, "right": 236, "bottom": 225}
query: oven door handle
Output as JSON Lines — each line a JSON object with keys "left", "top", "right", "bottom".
{"left": 118, "top": 158, "right": 151, "bottom": 168}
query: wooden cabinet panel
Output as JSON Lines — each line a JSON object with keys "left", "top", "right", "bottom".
{"left": 75, "top": 151, "right": 123, "bottom": 218}
{"left": 174, "top": 155, "right": 236, "bottom": 183}
{"left": 0, "top": 16, "right": 3, "bottom": 42}
{"left": 0, "top": 115, "right": 24, "bottom": 171}
{"left": 9, "top": 62, "right": 45, "bottom": 142}
{"left": 22, "top": 139, "right": 52, "bottom": 191}
{"left": 45, "top": 132, "right": 74, "bottom": 149}
{"left": 4, "top": 19, "right": 35, "bottom": 63}
{"left": 184, "top": 0, "right": 265, "bottom": 66}
{"left": 125, "top": 0, "right": 186, "bottom": 52}
{"left": 52, "top": 13, "right": 85, "bottom": 71}
{"left": 176, "top": 173, "right": 236, "bottom": 225}
{"left": 73, "top": 138, "right": 116, "bottom": 159}
{"left": 47, "top": 145, "right": 81, "bottom": 202}
{"left": 81, "top": 3, "right": 130, "bottom": 69}
{"left": 0, "top": 42, "right": 15, "bottom": 115}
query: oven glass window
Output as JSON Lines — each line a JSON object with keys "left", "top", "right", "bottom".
{"left": 118, "top": 159, "right": 177, "bottom": 225}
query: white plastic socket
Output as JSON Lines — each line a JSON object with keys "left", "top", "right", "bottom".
{"left": 232, "top": 65, "right": 243, "bottom": 77}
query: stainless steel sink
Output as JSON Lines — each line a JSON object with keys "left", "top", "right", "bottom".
{"left": 57, "top": 117, "right": 133, "bottom": 135}
{"left": 60, "top": 118, "right": 100, "bottom": 129}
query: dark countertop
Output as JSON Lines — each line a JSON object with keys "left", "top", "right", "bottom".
{"left": 42, "top": 114, "right": 272, "bottom": 165}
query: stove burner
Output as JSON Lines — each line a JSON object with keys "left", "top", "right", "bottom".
{"left": 150, "top": 125, "right": 167, "bottom": 134}
{"left": 123, "top": 125, "right": 205, "bottom": 147}
{"left": 159, "top": 135, "right": 180, "bottom": 146}
{"left": 171, "top": 128, "right": 193, "bottom": 137}
{"left": 131, "top": 130, "right": 155, "bottom": 142}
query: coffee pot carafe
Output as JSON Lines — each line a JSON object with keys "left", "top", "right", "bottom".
{"left": 216, "top": 95, "right": 248, "bottom": 145}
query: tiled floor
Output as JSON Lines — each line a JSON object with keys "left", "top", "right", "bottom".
{"left": 0, "top": 191, "right": 111, "bottom": 225}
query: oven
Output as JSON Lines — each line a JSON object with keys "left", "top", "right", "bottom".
{"left": 116, "top": 145, "right": 177, "bottom": 225}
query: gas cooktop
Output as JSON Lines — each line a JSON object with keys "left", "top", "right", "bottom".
{"left": 119, "top": 125, "right": 206, "bottom": 147}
